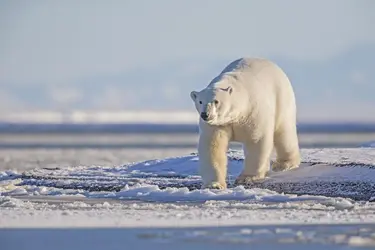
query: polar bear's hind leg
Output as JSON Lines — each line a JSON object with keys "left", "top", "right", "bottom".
{"left": 272, "top": 123, "right": 300, "bottom": 172}
{"left": 235, "top": 133, "right": 274, "bottom": 185}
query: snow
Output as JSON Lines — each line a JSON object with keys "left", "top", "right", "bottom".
{"left": 3, "top": 148, "right": 375, "bottom": 201}
{"left": 2, "top": 148, "right": 375, "bottom": 249}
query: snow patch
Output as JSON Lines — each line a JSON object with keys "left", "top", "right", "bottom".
{"left": 86, "top": 184, "right": 354, "bottom": 209}
{"left": 0, "top": 195, "right": 27, "bottom": 208}
{"left": 0, "top": 170, "right": 20, "bottom": 181}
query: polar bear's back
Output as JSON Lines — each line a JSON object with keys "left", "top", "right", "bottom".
{"left": 208, "top": 57, "right": 297, "bottom": 127}
{"left": 209, "top": 57, "right": 291, "bottom": 89}
{"left": 219, "top": 57, "right": 273, "bottom": 75}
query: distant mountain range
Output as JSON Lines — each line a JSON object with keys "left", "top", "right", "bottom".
{"left": 2, "top": 44, "right": 374, "bottom": 122}
{"left": 65, "top": 43, "right": 375, "bottom": 114}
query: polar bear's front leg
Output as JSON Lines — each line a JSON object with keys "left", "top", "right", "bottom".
{"left": 198, "top": 128, "right": 231, "bottom": 190}
{"left": 235, "top": 134, "right": 273, "bottom": 185}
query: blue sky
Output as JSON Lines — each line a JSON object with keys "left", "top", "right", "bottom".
{"left": 1, "top": 0, "right": 374, "bottom": 121}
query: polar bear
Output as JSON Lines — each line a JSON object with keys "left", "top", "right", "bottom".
{"left": 190, "top": 57, "right": 301, "bottom": 189}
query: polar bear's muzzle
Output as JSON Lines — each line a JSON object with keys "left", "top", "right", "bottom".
{"left": 201, "top": 105, "right": 214, "bottom": 121}
{"left": 200, "top": 103, "right": 220, "bottom": 124}
{"left": 200, "top": 112, "right": 209, "bottom": 121}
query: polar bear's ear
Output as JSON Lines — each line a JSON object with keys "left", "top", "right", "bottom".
{"left": 222, "top": 86, "right": 233, "bottom": 95}
{"left": 227, "top": 86, "right": 233, "bottom": 95}
{"left": 190, "top": 91, "right": 198, "bottom": 101}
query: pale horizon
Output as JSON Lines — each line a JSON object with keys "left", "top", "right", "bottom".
{"left": 1, "top": 0, "right": 374, "bottom": 122}
{"left": 0, "top": 110, "right": 375, "bottom": 124}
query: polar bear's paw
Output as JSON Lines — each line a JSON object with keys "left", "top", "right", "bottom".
{"left": 271, "top": 160, "right": 299, "bottom": 172}
{"left": 202, "top": 181, "right": 226, "bottom": 190}
{"left": 234, "top": 173, "right": 267, "bottom": 186}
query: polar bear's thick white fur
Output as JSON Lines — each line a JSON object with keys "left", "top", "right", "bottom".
{"left": 190, "top": 57, "right": 301, "bottom": 189}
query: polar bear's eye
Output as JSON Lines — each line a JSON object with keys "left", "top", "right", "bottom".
{"left": 214, "top": 100, "right": 219, "bottom": 105}
{"left": 199, "top": 101, "right": 202, "bottom": 104}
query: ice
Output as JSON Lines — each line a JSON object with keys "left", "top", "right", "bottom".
{"left": 2, "top": 223, "right": 375, "bottom": 250}
{"left": 2, "top": 148, "right": 375, "bottom": 249}
{"left": 0, "top": 170, "right": 20, "bottom": 181}
{"left": 2, "top": 148, "right": 375, "bottom": 201}
{"left": 0, "top": 196, "right": 26, "bottom": 208}
{"left": 89, "top": 184, "right": 343, "bottom": 204}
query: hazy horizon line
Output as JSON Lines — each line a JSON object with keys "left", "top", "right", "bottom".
{"left": 0, "top": 110, "right": 375, "bottom": 124}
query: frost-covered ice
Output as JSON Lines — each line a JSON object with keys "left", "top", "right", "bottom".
{"left": 2, "top": 148, "right": 375, "bottom": 201}
{"left": 2, "top": 148, "right": 375, "bottom": 249}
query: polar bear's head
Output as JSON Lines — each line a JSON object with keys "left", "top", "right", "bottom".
{"left": 190, "top": 86, "right": 237, "bottom": 126}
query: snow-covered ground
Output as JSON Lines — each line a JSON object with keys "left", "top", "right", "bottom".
{"left": 1, "top": 148, "right": 375, "bottom": 249}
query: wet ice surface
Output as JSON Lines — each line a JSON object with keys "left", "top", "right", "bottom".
{"left": 1, "top": 148, "right": 375, "bottom": 249}
{"left": 3, "top": 224, "right": 375, "bottom": 250}
{"left": 2, "top": 195, "right": 375, "bottom": 249}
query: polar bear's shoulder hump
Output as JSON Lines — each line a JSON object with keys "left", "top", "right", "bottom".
{"left": 208, "top": 57, "right": 277, "bottom": 86}
{"left": 219, "top": 57, "right": 274, "bottom": 74}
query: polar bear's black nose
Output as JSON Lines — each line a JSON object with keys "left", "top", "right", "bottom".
{"left": 200, "top": 112, "right": 209, "bottom": 121}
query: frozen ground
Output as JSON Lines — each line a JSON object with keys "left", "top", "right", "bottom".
{"left": 1, "top": 148, "right": 375, "bottom": 249}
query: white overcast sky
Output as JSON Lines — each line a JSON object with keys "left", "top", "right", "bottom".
{"left": 0, "top": 0, "right": 374, "bottom": 121}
